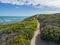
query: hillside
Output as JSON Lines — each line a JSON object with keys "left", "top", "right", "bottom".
{"left": 0, "top": 16, "right": 38, "bottom": 45}
{"left": 0, "top": 13, "right": 60, "bottom": 45}
{"left": 35, "top": 13, "right": 60, "bottom": 43}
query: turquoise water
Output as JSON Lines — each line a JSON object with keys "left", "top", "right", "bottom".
{"left": 0, "top": 16, "right": 27, "bottom": 24}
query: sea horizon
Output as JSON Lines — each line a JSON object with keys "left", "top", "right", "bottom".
{"left": 0, "top": 16, "right": 27, "bottom": 24}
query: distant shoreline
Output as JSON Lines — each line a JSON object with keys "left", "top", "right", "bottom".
{"left": 0, "top": 16, "right": 27, "bottom": 24}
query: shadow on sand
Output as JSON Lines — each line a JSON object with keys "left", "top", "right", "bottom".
{"left": 35, "top": 34, "right": 60, "bottom": 45}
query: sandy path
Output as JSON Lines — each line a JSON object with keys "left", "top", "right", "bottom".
{"left": 31, "top": 22, "right": 40, "bottom": 45}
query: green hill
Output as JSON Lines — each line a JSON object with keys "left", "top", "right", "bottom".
{"left": 35, "top": 13, "right": 60, "bottom": 43}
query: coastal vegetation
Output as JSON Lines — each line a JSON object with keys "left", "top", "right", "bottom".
{"left": 0, "top": 13, "right": 60, "bottom": 45}
{"left": 0, "top": 17, "right": 38, "bottom": 45}
{"left": 36, "top": 13, "right": 60, "bottom": 43}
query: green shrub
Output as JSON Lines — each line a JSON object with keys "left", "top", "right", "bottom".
{"left": 41, "top": 25, "right": 60, "bottom": 43}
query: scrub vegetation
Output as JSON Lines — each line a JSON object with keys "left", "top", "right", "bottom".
{"left": 36, "top": 13, "right": 60, "bottom": 43}
{"left": 0, "top": 16, "right": 38, "bottom": 45}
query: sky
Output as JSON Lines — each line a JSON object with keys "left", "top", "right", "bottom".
{"left": 0, "top": 0, "right": 60, "bottom": 16}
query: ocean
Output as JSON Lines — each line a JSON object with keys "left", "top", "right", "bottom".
{"left": 0, "top": 16, "right": 27, "bottom": 24}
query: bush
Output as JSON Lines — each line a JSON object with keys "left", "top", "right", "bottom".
{"left": 41, "top": 25, "right": 60, "bottom": 43}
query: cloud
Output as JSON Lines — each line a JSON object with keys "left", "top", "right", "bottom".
{"left": 0, "top": 0, "right": 60, "bottom": 9}
{"left": 45, "top": 11, "right": 60, "bottom": 14}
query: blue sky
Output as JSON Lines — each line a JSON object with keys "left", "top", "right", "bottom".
{"left": 0, "top": 0, "right": 60, "bottom": 16}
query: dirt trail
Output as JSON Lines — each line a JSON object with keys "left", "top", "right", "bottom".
{"left": 31, "top": 22, "right": 40, "bottom": 45}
